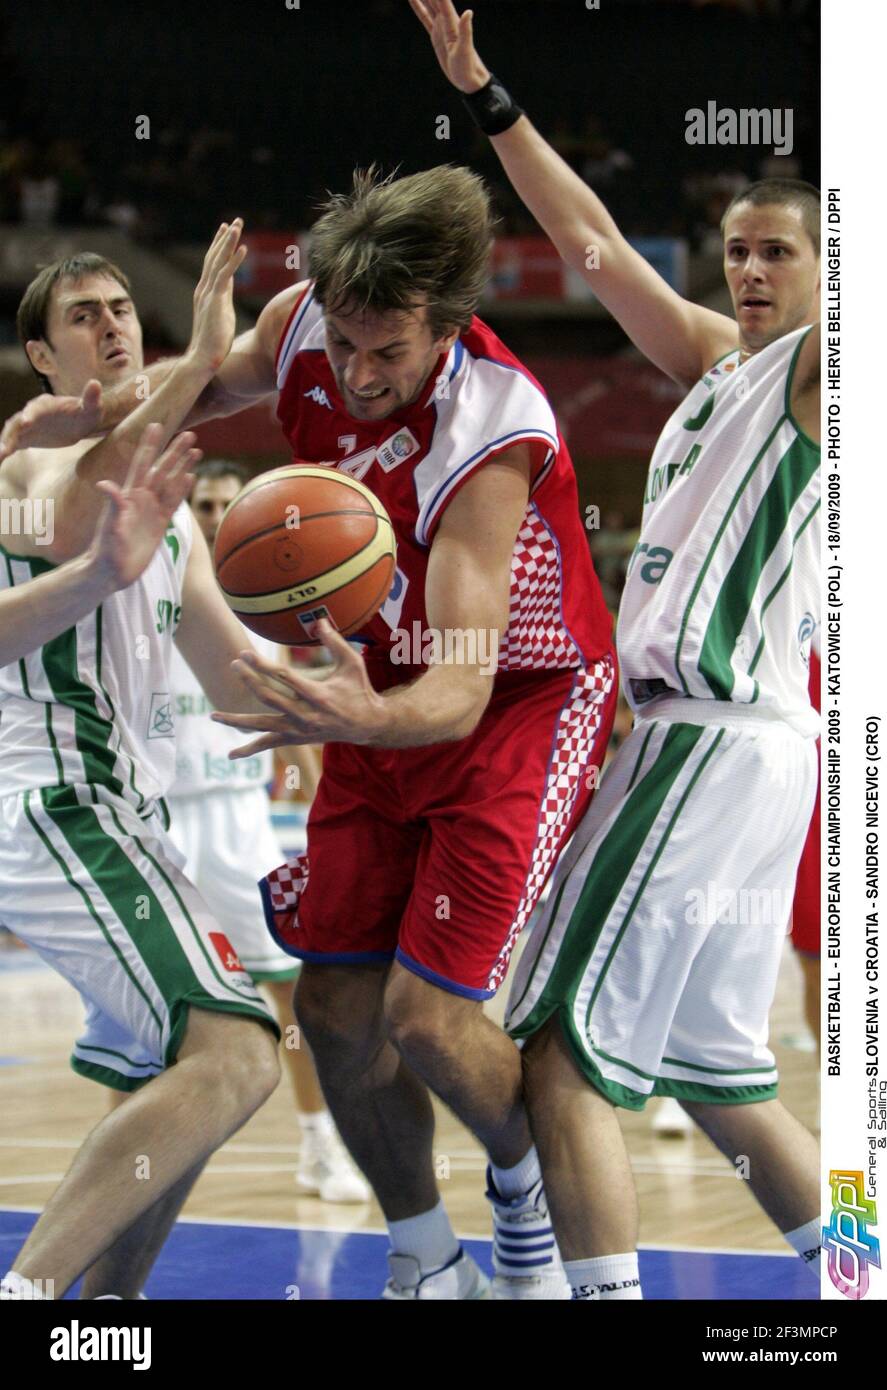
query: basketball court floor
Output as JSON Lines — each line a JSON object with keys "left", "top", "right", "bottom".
{"left": 0, "top": 812, "right": 820, "bottom": 1301}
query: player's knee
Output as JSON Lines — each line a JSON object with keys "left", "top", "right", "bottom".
{"left": 183, "top": 1008, "right": 280, "bottom": 1108}
{"left": 245, "top": 1022, "right": 282, "bottom": 1100}
{"left": 382, "top": 971, "right": 455, "bottom": 1063}
{"left": 294, "top": 966, "right": 380, "bottom": 1057}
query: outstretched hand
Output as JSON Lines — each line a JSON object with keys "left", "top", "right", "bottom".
{"left": 211, "top": 620, "right": 387, "bottom": 753}
{"left": 0, "top": 380, "right": 104, "bottom": 462}
{"left": 408, "top": 0, "right": 491, "bottom": 94}
{"left": 88, "top": 422, "right": 200, "bottom": 590}
{"left": 188, "top": 219, "right": 248, "bottom": 375}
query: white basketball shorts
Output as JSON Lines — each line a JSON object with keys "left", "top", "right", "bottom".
{"left": 506, "top": 698, "right": 818, "bottom": 1108}
{"left": 0, "top": 785, "right": 277, "bottom": 1090}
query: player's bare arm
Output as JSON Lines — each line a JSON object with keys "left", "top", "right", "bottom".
{"left": 0, "top": 379, "right": 104, "bottom": 462}
{"left": 7, "top": 275, "right": 309, "bottom": 447}
{"left": 2, "top": 223, "right": 244, "bottom": 564}
{"left": 410, "top": 0, "right": 736, "bottom": 388}
{"left": 212, "top": 445, "right": 533, "bottom": 752}
{"left": 0, "top": 425, "right": 197, "bottom": 666}
{"left": 185, "top": 280, "right": 308, "bottom": 425}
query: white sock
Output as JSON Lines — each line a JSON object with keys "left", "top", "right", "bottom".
{"left": 299, "top": 1110, "right": 336, "bottom": 1140}
{"left": 388, "top": 1200, "right": 459, "bottom": 1275}
{"left": 565, "top": 1253, "right": 643, "bottom": 1300}
{"left": 783, "top": 1217, "right": 821, "bottom": 1275}
{"left": 489, "top": 1146, "right": 542, "bottom": 1199}
{"left": 0, "top": 1271, "right": 51, "bottom": 1300}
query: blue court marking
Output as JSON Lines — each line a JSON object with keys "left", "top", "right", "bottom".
{"left": 0, "top": 1057, "right": 36, "bottom": 1067}
{"left": 0, "top": 1210, "right": 817, "bottom": 1300}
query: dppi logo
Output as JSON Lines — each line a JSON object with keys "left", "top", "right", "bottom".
{"left": 822, "top": 1170, "right": 881, "bottom": 1298}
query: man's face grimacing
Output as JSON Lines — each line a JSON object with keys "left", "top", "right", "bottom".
{"left": 27, "top": 273, "right": 144, "bottom": 397}
{"left": 723, "top": 202, "right": 820, "bottom": 355}
{"left": 324, "top": 300, "right": 459, "bottom": 422}
{"left": 189, "top": 474, "right": 243, "bottom": 548}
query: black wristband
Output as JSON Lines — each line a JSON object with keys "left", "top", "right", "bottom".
{"left": 460, "top": 75, "right": 524, "bottom": 137}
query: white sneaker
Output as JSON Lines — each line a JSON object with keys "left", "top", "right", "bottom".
{"left": 296, "top": 1129, "right": 372, "bottom": 1204}
{"left": 651, "top": 1097, "right": 694, "bottom": 1137}
{"left": 486, "top": 1170, "right": 571, "bottom": 1300}
{"left": 382, "top": 1248, "right": 490, "bottom": 1300}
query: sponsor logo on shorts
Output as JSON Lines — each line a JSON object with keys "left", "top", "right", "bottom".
{"left": 210, "top": 932, "right": 247, "bottom": 973}
{"left": 823, "top": 1170, "right": 880, "bottom": 1299}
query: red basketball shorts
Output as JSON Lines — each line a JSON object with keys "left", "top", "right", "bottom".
{"left": 261, "top": 657, "right": 617, "bottom": 998}
{"left": 791, "top": 740, "right": 820, "bottom": 957}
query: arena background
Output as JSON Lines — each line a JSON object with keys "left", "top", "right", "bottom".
{"left": 0, "top": 0, "right": 822, "bottom": 1304}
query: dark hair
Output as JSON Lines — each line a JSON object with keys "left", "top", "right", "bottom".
{"left": 16, "top": 253, "right": 133, "bottom": 393}
{"left": 192, "top": 459, "right": 250, "bottom": 487}
{"left": 308, "top": 164, "right": 495, "bottom": 339}
{"left": 720, "top": 179, "right": 821, "bottom": 254}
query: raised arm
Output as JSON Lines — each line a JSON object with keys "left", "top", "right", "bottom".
{"left": 0, "top": 255, "right": 302, "bottom": 462}
{"left": 0, "top": 425, "right": 197, "bottom": 666}
{"left": 100, "top": 277, "right": 301, "bottom": 432}
{"left": 410, "top": 0, "right": 737, "bottom": 388}
{"left": 5, "top": 223, "right": 245, "bottom": 563}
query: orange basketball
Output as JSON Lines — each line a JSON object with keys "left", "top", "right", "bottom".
{"left": 213, "top": 465, "right": 397, "bottom": 645}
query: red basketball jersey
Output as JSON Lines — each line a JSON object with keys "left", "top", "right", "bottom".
{"left": 275, "top": 286, "right": 613, "bottom": 681}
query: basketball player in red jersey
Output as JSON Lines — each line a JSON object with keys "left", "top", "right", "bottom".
{"left": 26, "top": 166, "right": 618, "bottom": 1298}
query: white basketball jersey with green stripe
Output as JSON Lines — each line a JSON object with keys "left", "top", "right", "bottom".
{"left": 618, "top": 325, "right": 820, "bottom": 735}
{"left": 0, "top": 504, "right": 193, "bottom": 813}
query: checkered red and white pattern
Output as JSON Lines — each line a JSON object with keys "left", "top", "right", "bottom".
{"left": 263, "top": 852, "right": 309, "bottom": 948}
{"left": 499, "top": 508, "right": 583, "bottom": 671}
{"left": 485, "top": 655, "right": 616, "bottom": 993}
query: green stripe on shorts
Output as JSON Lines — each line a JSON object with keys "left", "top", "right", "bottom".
{"left": 509, "top": 723, "right": 706, "bottom": 1033}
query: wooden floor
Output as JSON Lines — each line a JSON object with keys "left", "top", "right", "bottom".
{"left": 0, "top": 936, "right": 818, "bottom": 1252}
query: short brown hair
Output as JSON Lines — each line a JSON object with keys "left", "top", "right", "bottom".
{"left": 16, "top": 253, "right": 132, "bottom": 392}
{"left": 308, "top": 164, "right": 494, "bottom": 339}
{"left": 721, "top": 179, "right": 821, "bottom": 255}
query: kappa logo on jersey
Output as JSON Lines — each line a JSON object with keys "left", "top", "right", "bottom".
{"left": 209, "top": 932, "right": 246, "bottom": 973}
{"left": 376, "top": 427, "right": 419, "bottom": 473}
{"left": 164, "top": 529, "right": 180, "bottom": 563}
{"left": 147, "top": 692, "right": 174, "bottom": 739}
{"left": 304, "top": 385, "right": 333, "bottom": 409}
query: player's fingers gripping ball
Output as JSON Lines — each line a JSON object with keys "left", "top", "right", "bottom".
{"left": 214, "top": 464, "right": 397, "bottom": 644}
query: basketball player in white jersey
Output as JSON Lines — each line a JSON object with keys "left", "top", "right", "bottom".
{"left": 167, "top": 457, "right": 368, "bottom": 1202}
{"left": 0, "top": 423, "right": 195, "bottom": 667}
{"left": 0, "top": 225, "right": 287, "bottom": 1300}
{"left": 413, "top": 0, "right": 822, "bottom": 1300}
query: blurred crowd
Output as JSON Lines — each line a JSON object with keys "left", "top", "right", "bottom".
{"left": 1, "top": 114, "right": 799, "bottom": 252}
